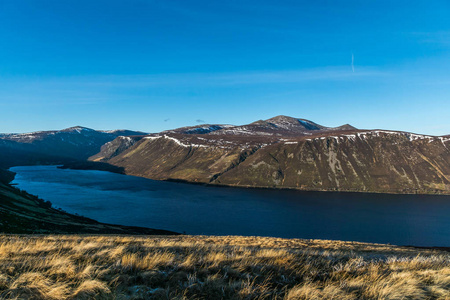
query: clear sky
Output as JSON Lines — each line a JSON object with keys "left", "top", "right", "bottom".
{"left": 0, "top": 0, "right": 449, "bottom": 135}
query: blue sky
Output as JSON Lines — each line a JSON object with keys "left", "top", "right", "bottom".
{"left": 0, "top": 0, "right": 449, "bottom": 135}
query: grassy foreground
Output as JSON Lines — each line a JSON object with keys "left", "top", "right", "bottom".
{"left": 0, "top": 235, "right": 448, "bottom": 300}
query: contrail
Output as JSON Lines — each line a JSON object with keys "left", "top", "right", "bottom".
{"left": 351, "top": 53, "right": 355, "bottom": 72}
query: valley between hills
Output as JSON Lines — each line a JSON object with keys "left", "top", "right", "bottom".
{"left": 1, "top": 115, "right": 449, "bottom": 234}
{"left": 0, "top": 116, "right": 449, "bottom": 299}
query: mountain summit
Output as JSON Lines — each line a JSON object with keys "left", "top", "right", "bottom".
{"left": 159, "top": 116, "right": 355, "bottom": 137}
{"left": 265, "top": 115, "right": 356, "bottom": 131}
{"left": 204, "top": 116, "right": 356, "bottom": 136}
{"left": 265, "top": 115, "right": 324, "bottom": 130}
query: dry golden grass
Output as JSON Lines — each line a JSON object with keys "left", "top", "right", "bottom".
{"left": 0, "top": 235, "right": 448, "bottom": 299}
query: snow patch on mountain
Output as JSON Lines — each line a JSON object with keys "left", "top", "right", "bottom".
{"left": 144, "top": 135, "right": 208, "bottom": 148}
{"left": 301, "top": 130, "right": 447, "bottom": 143}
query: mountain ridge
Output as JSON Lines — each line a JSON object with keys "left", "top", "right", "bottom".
{"left": 88, "top": 116, "right": 450, "bottom": 195}
{"left": 1, "top": 117, "right": 448, "bottom": 195}
{"left": 0, "top": 126, "right": 147, "bottom": 168}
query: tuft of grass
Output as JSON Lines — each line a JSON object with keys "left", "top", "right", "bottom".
{"left": 0, "top": 235, "right": 448, "bottom": 299}
{"left": 71, "top": 279, "right": 111, "bottom": 299}
{"left": 118, "top": 252, "right": 175, "bottom": 271}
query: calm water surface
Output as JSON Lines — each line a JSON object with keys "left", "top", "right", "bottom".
{"left": 10, "top": 165, "right": 450, "bottom": 247}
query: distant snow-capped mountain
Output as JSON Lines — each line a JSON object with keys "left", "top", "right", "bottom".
{"left": 0, "top": 126, "right": 147, "bottom": 168}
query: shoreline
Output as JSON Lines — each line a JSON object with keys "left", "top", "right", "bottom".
{"left": 6, "top": 166, "right": 450, "bottom": 247}
{"left": 59, "top": 161, "right": 450, "bottom": 196}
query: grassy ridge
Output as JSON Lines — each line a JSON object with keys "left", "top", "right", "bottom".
{"left": 0, "top": 235, "right": 448, "bottom": 299}
{"left": 0, "top": 175, "right": 176, "bottom": 235}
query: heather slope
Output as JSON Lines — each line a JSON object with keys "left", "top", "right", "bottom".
{"left": 90, "top": 117, "right": 450, "bottom": 194}
{"left": 92, "top": 135, "right": 261, "bottom": 183}
{"left": 216, "top": 131, "right": 450, "bottom": 194}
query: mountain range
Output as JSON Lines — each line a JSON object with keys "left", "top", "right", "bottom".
{"left": 88, "top": 115, "right": 450, "bottom": 195}
{"left": 0, "top": 126, "right": 146, "bottom": 168}
{"left": 1, "top": 116, "right": 449, "bottom": 233}
{"left": 1, "top": 116, "right": 449, "bottom": 196}
{"left": 0, "top": 126, "right": 156, "bottom": 233}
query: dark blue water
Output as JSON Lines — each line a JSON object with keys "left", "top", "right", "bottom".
{"left": 10, "top": 165, "right": 450, "bottom": 247}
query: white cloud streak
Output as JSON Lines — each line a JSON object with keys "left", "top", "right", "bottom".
{"left": 8, "top": 66, "right": 384, "bottom": 89}
{"left": 351, "top": 53, "right": 355, "bottom": 73}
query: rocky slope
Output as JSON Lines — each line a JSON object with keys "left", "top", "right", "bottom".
{"left": 0, "top": 126, "right": 147, "bottom": 168}
{"left": 0, "top": 168, "right": 176, "bottom": 234}
{"left": 90, "top": 116, "right": 450, "bottom": 194}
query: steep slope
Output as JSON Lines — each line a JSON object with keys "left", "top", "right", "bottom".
{"left": 92, "top": 134, "right": 262, "bottom": 182}
{"left": 0, "top": 139, "right": 76, "bottom": 169}
{"left": 90, "top": 135, "right": 146, "bottom": 162}
{"left": 90, "top": 118, "right": 450, "bottom": 195}
{"left": 0, "top": 168, "right": 176, "bottom": 234}
{"left": 0, "top": 168, "right": 15, "bottom": 185}
{"left": 215, "top": 131, "right": 450, "bottom": 194}
{"left": 0, "top": 126, "right": 147, "bottom": 168}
